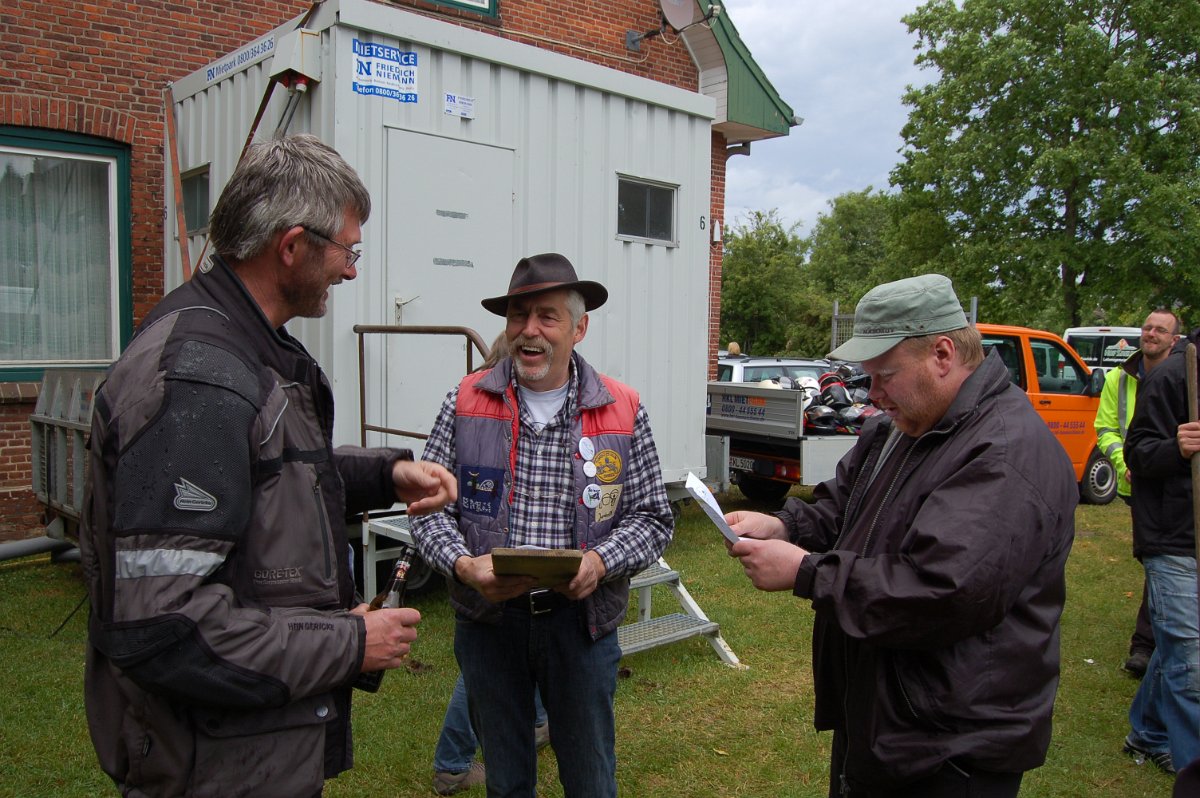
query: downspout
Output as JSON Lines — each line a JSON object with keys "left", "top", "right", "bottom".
{"left": 0, "top": 536, "right": 76, "bottom": 563}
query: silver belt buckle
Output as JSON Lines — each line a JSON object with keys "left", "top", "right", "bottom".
{"left": 529, "top": 589, "right": 552, "bottom": 615}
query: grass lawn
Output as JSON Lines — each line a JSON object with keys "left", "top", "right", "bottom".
{"left": 0, "top": 495, "right": 1177, "bottom": 797}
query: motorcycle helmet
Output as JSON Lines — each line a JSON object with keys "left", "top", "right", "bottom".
{"left": 818, "top": 371, "right": 844, "bottom": 390}
{"left": 805, "top": 404, "right": 840, "bottom": 433}
{"left": 820, "top": 381, "right": 852, "bottom": 410}
{"left": 838, "top": 403, "right": 883, "bottom": 431}
{"left": 796, "top": 376, "right": 821, "bottom": 411}
{"left": 838, "top": 362, "right": 870, "bottom": 390}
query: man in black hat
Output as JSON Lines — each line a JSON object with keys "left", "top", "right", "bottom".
{"left": 411, "top": 253, "right": 673, "bottom": 797}
{"left": 726, "top": 274, "right": 1077, "bottom": 797}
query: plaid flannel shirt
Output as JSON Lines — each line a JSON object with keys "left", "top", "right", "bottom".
{"left": 411, "top": 361, "right": 672, "bottom": 580}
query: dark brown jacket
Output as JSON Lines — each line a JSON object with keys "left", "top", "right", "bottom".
{"left": 780, "top": 351, "right": 1077, "bottom": 788}
{"left": 1127, "top": 333, "right": 1199, "bottom": 558}
{"left": 81, "top": 256, "right": 406, "bottom": 797}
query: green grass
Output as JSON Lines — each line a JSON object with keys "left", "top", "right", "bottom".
{"left": 0, "top": 497, "right": 1175, "bottom": 797}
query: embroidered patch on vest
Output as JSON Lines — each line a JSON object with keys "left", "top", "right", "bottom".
{"left": 459, "top": 465, "right": 505, "bottom": 518}
{"left": 595, "top": 484, "right": 622, "bottom": 523}
{"left": 173, "top": 478, "right": 218, "bottom": 512}
{"left": 593, "top": 449, "right": 622, "bottom": 483}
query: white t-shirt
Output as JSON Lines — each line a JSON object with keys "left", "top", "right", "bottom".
{"left": 518, "top": 383, "right": 569, "bottom": 432}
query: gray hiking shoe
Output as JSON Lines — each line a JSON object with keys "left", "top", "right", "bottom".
{"left": 433, "top": 761, "right": 485, "bottom": 795}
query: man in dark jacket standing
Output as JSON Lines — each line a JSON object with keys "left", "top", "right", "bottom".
{"left": 80, "top": 135, "right": 456, "bottom": 797}
{"left": 727, "top": 274, "right": 1077, "bottom": 797}
{"left": 1123, "top": 330, "right": 1200, "bottom": 777}
{"left": 1095, "top": 309, "right": 1180, "bottom": 677}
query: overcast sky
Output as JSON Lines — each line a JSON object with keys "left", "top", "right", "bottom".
{"left": 717, "top": 0, "right": 929, "bottom": 237}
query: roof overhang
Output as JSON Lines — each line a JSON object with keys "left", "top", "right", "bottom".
{"left": 676, "top": 0, "right": 798, "bottom": 144}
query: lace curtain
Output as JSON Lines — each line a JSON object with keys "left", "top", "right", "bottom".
{"left": 0, "top": 149, "right": 113, "bottom": 365}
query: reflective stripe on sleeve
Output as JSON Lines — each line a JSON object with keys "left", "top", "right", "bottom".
{"left": 116, "top": 548, "right": 224, "bottom": 579}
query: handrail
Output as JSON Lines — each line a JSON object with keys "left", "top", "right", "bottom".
{"left": 352, "top": 324, "right": 490, "bottom": 446}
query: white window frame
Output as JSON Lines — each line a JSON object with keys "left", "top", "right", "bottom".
{"left": 0, "top": 143, "right": 122, "bottom": 369}
{"left": 615, "top": 174, "right": 679, "bottom": 247}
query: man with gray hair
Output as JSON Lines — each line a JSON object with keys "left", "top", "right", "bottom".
{"left": 727, "top": 274, "right": 1076, "bottom": 796}
{"left": 81, "top": 134, "right": 455, "bottom": 797}
{"left": 412, "top": 253, "right": 673, "bottom": 797}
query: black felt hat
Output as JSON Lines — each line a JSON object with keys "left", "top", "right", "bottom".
{"left": 481, "top": 253, "right": 608, "bottom": 316}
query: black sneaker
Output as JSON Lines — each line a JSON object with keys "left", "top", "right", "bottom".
{"left": 1123, "top": 650, "right": 1151, "bottom": 678}
{"left": 1123, "top": 736, "right": 1175, "bottom": 775}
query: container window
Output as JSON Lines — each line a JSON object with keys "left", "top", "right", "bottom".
{"left": 181, "top": 167, "right": 210, "bottom": 235}
{"left": 617, "top": 177, "right": 676, "bottom": 245}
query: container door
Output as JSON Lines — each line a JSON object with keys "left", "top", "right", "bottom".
{"left": 379, "top": 129, "right": 515, "bottom": 451}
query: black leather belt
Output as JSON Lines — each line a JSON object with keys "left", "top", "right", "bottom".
{"left": 507, "top": 589, "right": 574, "bottom": 615}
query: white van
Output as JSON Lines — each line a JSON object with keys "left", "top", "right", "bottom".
{"left": 1062, "top": 326, "right": 1141, "bottom": 373}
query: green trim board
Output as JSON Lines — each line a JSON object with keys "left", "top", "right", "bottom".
{"left": 694, "top": 0, "right": 796, "bottom": 140}
{"left": 431, "top": 0, "right": 497, "bottom": 18}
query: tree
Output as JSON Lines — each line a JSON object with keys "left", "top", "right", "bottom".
{"left": 893, "top": 0, "right": 1200, "bottom": 329}
{"left": 719, "top": 210, "right": 808, "bottom": 355}
{"left": 789, "top": 190, "right": 899, "bottom": 355}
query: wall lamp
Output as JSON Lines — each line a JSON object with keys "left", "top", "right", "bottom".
{"left": 626, "top": 2, "right": 722, "bottom": 52}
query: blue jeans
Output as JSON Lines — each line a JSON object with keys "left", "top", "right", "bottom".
{"left": 1128, "top": 555, "right": 1200, "bottom": 767}
{"left": 456, "top": 602, "right": 620, "bottom": 798}
{"left": 433, "top": 672, "right": 547, "bottom": 773}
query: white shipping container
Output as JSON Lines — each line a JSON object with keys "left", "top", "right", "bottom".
{"left": 166, "top": 0, "right": 716, "bottom": 493}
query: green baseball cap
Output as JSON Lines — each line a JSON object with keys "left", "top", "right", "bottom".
{"left": 827, "top": 274, "right": 968, "bottom": 362}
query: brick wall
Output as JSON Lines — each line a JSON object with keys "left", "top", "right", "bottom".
{"left": 709, "top": 130, "right": 728, "bottom": 381}
{"left": 0, "top": 386, "right": 41, "bottom": 539}
{"left": 0, "top": 0, "right": 719, "bottom": 541}
{"left": 0, "top": 0, "right": 313, "bottom": 541}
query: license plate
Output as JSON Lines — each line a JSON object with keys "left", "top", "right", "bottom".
{"left": 729, "top": 456, "right": 755, "bottom": 472}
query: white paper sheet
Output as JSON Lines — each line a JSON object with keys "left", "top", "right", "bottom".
{"left": 685, "top": 472, "right": 742, "bottom": 545}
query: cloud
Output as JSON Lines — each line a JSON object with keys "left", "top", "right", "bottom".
{"left": 718, "top": 0, "right": 929, "bottom": 235}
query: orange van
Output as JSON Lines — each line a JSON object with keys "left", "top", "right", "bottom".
{"left": 976, "top": 323, "right": 1116, "bottom": 504}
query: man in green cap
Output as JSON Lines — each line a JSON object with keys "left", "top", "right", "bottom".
{"left": 725, "top": 274, "right": 1077, "bottom": 797}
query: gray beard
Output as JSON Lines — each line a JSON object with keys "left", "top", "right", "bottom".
{"left": 514, "top": 357, "right": 552, "bottom": 383}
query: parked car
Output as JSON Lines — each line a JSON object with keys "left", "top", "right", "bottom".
{"left": 716, "top": 354, "right": 832, "bottom": 385}
{"left": 978, "top": 323, "right": 1116, "bottom": 504}
{"left": 1062, "top": 325, "right": 1141, "bottom": 375}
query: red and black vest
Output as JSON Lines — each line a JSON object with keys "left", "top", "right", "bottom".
{"left": 449, "top": 354, "right": 638, "bottom": 638}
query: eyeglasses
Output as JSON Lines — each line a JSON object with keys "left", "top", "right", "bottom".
{"left": 303, "top": 227, "right": 363, "bottom": 268}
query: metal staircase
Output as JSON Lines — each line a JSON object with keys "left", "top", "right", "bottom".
{"left": 618, "top": 558, "right": 742, "bottom": 668}
{"left": 363, "top": 516, "right": 742, "bottom": 668}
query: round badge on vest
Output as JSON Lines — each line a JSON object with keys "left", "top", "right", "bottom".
{"left": 578, "top": 437, "right": 596, "bottom": 461}
{"left": 583, "top": 461, "right": 598, "bottom": 478}
{"left": 582, "top": 484, "right": 602, "bottom": 508}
